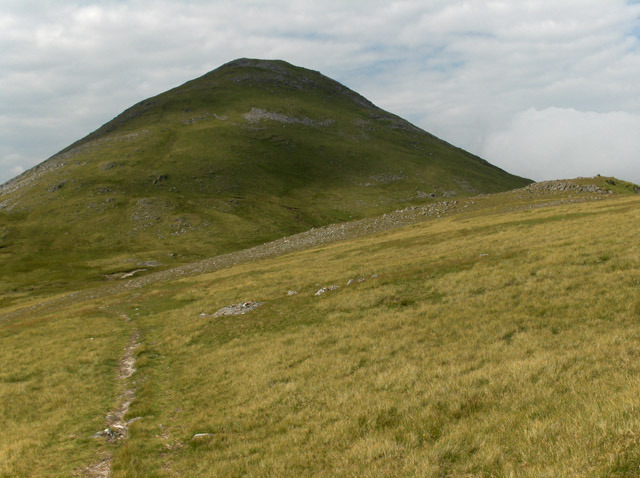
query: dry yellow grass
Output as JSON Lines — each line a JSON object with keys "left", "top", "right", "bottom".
{"left": 117, "top": 195, "right": 640, "bottom": 476}
{"left": 2, "top": 193, "right": 640, "bottom": 476}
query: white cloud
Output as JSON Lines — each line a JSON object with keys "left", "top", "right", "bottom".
{"left": 482, "top": 108, "right": 640, "bottom": 183}
{"left": 0, "top": 152, "right": 32, "bottom": 184}
{"left": 1, "top": 0, "right": 640, "bottom": 185}
{"left": 11, "top": 165, "right": 25, "bottom": 176}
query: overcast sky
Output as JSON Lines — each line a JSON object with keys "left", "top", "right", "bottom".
{"left": 2, "top": 0, "right": 640, "bottom": 185}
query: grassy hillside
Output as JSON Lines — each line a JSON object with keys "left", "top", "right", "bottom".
{"left": 1, "top": 180, "right": 639, "bottom": 476}
{"left": 0, "top": 59, "right": 530, "bottom": 301}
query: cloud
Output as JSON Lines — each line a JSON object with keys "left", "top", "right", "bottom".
{"left": 1, "top": 0, "right": 640, "bottom": 185}
{"left": 0, "top": 152, "right": 30, "bottom": 184}
{"left": 482, "top": 108, "right": 640, "bottom": 183}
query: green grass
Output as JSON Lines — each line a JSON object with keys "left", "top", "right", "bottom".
{"left": 0, "top": 301, "right": 131, "bottom": 476}
{"left": 0, "top": 59, "right": 530, "bottom": 301}
{"left": 2, "top": 191, "right": 640, "bottom": 476}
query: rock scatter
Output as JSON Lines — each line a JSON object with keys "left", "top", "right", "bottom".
{"left": 315, "top": 285, "right": 339, "bottom": 296}
{"left": 211, "top": 301, "right": 264, "bottom": 317}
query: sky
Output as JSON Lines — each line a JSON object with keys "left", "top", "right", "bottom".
{"left": 2, "top": 0, "right": 640, "bottom": 185}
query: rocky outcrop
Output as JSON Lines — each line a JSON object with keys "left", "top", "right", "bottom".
{"left": 211, "top": 301, "right": 264, "bottom": 317}
{"left": 315, "top": 285, "right": 339, "bottom": 296}
{"left": 244, "top": 107, "right": 334, "bottom": 127}
{"left": 524, "top": 181, "right": 611, "bottom": 194}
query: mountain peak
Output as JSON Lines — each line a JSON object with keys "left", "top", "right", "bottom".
{"left": 198, "top": 57, "right": 377, "bottom": 110}
{"left": 218, "top": 57, "right": 296, "bottom": 71}
{"left": 0, "top": 59, "right": 531, "bottom": 293}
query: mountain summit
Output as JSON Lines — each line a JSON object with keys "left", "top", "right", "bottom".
{"left": 0, "top": 59, "right": 530, "bottom": 293}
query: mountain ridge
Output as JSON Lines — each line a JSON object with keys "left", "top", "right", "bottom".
{"left": 2, "top": 174, "right": 637, "bottom": 321}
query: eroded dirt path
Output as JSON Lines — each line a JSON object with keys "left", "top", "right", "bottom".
{"left": 82, "top": 458, "right": 110, "bottom": 478}
{"left": 82, "top": 328, "right": 140, "bottom": 477}
{"left": 104, "top": 329, "right": 140, "bottom": 440}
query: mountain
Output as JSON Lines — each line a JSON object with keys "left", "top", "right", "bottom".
{"left": 0, "top": 58, "right": 530, "bottom": 297}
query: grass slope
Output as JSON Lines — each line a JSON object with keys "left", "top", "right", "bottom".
{"left": 1, "top": 181, "right": 639, "bottom": 476}
{"left": 0, "top": 59, "right": 530, "bottom": 301}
